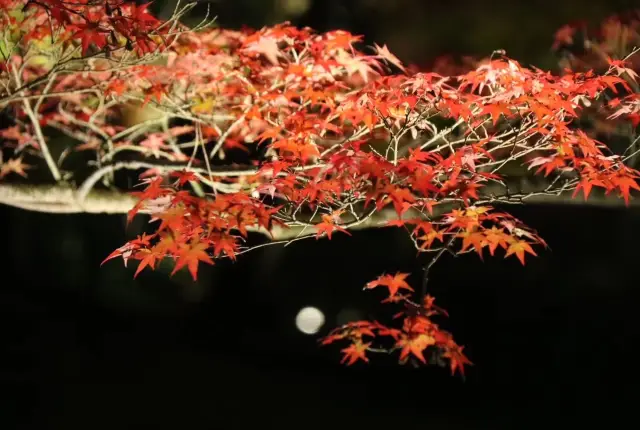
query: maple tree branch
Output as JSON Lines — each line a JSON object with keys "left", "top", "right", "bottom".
{"left": 0, "top": 183, "right": 137, "bottom": 214}
{"left": 0, "top": 179, "right": 637, "bottom": 239}
{"left": 10, "top": 64, "right": 62, "bottom": 182}
{"left": 415, "top": 234, "right": 457, "bottom": 306}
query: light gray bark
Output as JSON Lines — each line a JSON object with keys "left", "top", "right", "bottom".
{"left": 1, "top": 180, "right": 637, "bottom": 241}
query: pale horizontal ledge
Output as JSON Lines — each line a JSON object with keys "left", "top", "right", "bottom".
{"left": 0, "top": 183, "right": 139, "bottom": 214}
{"left": 0, "top": 182, "right": 638, "bottom": 241}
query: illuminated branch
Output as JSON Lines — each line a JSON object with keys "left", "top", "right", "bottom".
{"left": 0, "top": 178, "right": 636, "bottom": 234}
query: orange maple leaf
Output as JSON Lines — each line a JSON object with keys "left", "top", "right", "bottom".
{"left": 483, "top": 226, "right": 510, "bottom": 256}
{"left": 365, "top": 272, "right": 414, "bottom": 297}
{"left": 172, "top": 242, "right": 214, "bottom": 280}
{"left": 610, "top": 175, "right": 640, "bottom": 206}
{"left": 340, "top": 341, "right": 370, "bottom": 365}
{"left": 133, "top": 248, "right": 160, "bottom": 278}
{"left": 398, "top": 333, "right": 435, "bottom": 364}
{"left": 0, "top": 157, "right": 31, "bottom": 179}
{"left": 315, "top": 210, "right": 351, "bottom": 240}
{"left": 212, "top": 233, "right": 239, "bottom": 260}
{"left": 505, "top": 239, "right": 537, "bottom": 265}
{"left": 442, "top": 345, "right": 473, "bottom": 377}
{"left": 457, "top": 230, "right": 486, "bottom": 258}
{"left": 478, "top": 103, "right": 513, "bottom": 126}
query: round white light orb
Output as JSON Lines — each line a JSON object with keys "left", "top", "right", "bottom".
{"left": 295, "top": 306, "right": 325, "bottom": 335}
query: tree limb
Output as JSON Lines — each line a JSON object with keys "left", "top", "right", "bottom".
{"left": 0, "top": 183, "right": 137, "bottom": 214}
{"left": 0, "top": 180, "right": 637, "bottom": 241}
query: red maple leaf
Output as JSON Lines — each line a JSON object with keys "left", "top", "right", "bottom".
{"left": 172, "top": 242, "right": 215, "bottom": 281}
{"left": 365, "top": 273, "right": 414, "bottom": 297}
{"left": 170, "top": 170, "right": 199, "bottom": 187}
{"left": 610, "top": 174, "right": 640, "bottom": 206}
{"left": 133, "top": 248, "right": 160, "bottom": 278}
{"left": 68, "top": 19, "right": 110, "bottom": 55}
{"left": 397, "top": 333, "right": 435, "bottom": 364}
{"left": 442, "top": 345, "right": 473, "bottom": 377}
{"left": 340, "top": 341, "right": 370, "bottom": 365}
{"left": 505, "top": 240, "right": 537, "bottom": 265}
{"left": 212, "top": 233, "right": 239, "bottom": 260}
{"left": 315, "top": 210, "right": 351, "bottom": 240}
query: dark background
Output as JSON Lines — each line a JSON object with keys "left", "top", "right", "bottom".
{"left": 2, "top": 0, "right": 640, "bottom": 428}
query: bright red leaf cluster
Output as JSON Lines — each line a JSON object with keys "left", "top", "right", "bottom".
{"left": 322, "top": 288, "right": 471, "bottom": 375}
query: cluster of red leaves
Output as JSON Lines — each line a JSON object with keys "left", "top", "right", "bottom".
{"left": 322, "top": 280, "right": 471, "bottom": 375}
{"left": 101, "top": 174, "right": 284, "bottom": 279}
{"left": 551, "top": 11, "right": 640, "bottom": 144}
{"left": 0, "top": 0, "right": 164, "bottom": 57}
{"left": 2, "top": 1, "right": 640, "bottom": 375}
{"left": 427, "top": 12, "right": 640, "bottom": 139}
